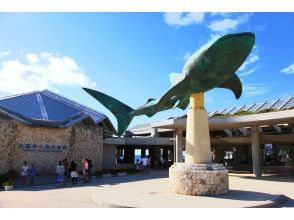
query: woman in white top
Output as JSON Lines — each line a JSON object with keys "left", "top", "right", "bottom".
{"left": 21, "top": 161, "right": 29, "bottom": 185}
{"left": 56, "top": 161, "right": 65, "bottom": 186}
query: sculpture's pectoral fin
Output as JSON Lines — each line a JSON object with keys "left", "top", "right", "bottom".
{"left": 177, "top": 97, "right": 189, "bottom": 110}
{"left": 217, "top": 73, "right": 242, "bottom": 99}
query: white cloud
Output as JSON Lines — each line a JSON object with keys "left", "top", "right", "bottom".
{"left": 281, "top": 63, "right": 294, "bottom": 74}
{"left": 205, "top": 96, "right": 214, "bottom": 104}
{"left": 210, "top": 13, "right": 233, "bottom": 18}
{"left": 237, "top": 45, "right": 259, "bottom": 77}
{"left": 238, "top": 53, "right": 259, "bottom": 72}
{"left": 163, "top": 12, "right": 205, "bottom": 26}
{"left": 0, "top": 51, "right": 11, "bottom": 57}
{"left": 243, "top": 83, "right": 269, "bottom": 97}
{"left": 0, "top": 52, "right": 96, "bottom": 96}
{"left": 208, "top": 18, "right": 239, "bottom": 32}
{"left": 209, "top": 33, "right": 222, "bottom": 41}
{"left": 239, "top": 67, "right": 258, "bottom": 77}
{"left": 26, "top": 53, "right": 39, "bottom": 64}
{"left": 208, "top": 14, "right": 251, "bottom": 33}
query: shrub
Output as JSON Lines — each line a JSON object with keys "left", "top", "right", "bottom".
{"left": 211, "top": 113, "right": 226, "bottom": 117}
{"left": 258, "top": 108, "right": 278, "bottom": 114}
{"left": 126, "top": 169, "right": 141, "bottom": 175}
{"left": 7, "top": 169, "right": 17, "bottom": 181}
{"left": 233, "top": 111, "right": 255, "bottom": 116}
{"left": 2, "top": 181, "right": 14, "bottom": 186}
{"left": 0, "top": 174, "right": 8, "bottom": 186}
{"left": 93, "top": 170, "right": 102, "bottom": 177}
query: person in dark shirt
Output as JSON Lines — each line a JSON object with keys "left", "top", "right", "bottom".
{"left": 88, "top": 159, "right": 93, "bottom": 183}
{"left": 70, "top": 160, "right": 78, "bottom": 185}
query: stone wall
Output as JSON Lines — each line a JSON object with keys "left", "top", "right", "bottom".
{"left": 0, "top": 120, "right": 18, "bottom": 174}
{"left": 169, "top": 163, "right": 229, "bottom": 196}
{"left": 68, "top": 124, "right": 103, "bottom": 172}
{"left": 0, "top": 120, "right": 104, "bottom": 175}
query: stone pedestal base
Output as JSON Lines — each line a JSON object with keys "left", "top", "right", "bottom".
{"left": 169, "top": 163, "right": 229, "bottom": 196}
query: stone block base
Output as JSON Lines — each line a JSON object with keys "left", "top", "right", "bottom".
{"left": 168, "top": 163, "right": 229, "bottom": 196}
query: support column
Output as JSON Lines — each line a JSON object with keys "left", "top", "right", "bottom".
{"left": 153, "top": 148, "right": 161, "bottom": 167}
{"left": 116, "top": 148, "right": 124, "bottom": 163}
{"left": 175, "top": 129, "right": 184, "bottom": 163}
{"left": 162, "top": 147, "right": 169, "bottom": 168}
{"left": 185, "top": 93, "right": 212, "bottom": 164}
{"left": 149, "top": 148, "right": 155, "bottom": 166}
{"left": 163, "top": 148, "right": 168, "bottom": 161}
{"left": 151, "top": 128, "right": 159, "bottom": 137}
{"left": 141, "top": 148, "right": 146, "bottom": 158}
{"left": 251, "top": 126, "right": 261, "bottom": 177}
{"left": 168, "top": 147, "right": 174, "bottom": 163}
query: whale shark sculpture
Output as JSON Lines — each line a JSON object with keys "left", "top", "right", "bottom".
{"left": 83, "top": 32, "right": 255, "bottom": 136}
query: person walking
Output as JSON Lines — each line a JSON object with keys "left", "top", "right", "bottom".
{"left": 63, "top": 158, "right": 70, "bottom": 180}
{"left": 28, "top": 163, "right": 37, "bottom": 184}
{"left": 82, "top": 159, "right": 89, "bottom": 184}
{"left": 88, "top": 159, "right": 93, "bottom": 183}
{"left": 70, "top": 160, "right": 78, "bottom": 185}
{"left": 21, "top": 161, "right": 29, "bottom": 185}
{"left": 140, "top": 156, "right": 148, "bottom": 175}
{"left": 147, "top": 156, "right": 151, "bottom": 174}
{"left": 56, "top": 161, "right": 65, "bottom": 187}
{"left": 135, "top": 159, "right": 141, "bottom": 170}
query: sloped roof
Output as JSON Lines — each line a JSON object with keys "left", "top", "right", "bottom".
{"left": 0, "top": 90, "right": 113, "bottom": 129}
{"left": 208, "top": 96, "right": 294, "bottom": 116}
{"left": 129, "top": 96, "right": 294, "bottom": 133}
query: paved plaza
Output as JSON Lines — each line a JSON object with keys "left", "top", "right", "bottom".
{"left": 0, "top": 170, "right": 293, "bottom": 208}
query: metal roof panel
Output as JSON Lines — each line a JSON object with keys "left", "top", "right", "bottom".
{"left": 0, "top": 90, "right": 108, "bottom": 127}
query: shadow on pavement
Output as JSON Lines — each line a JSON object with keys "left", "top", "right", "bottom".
{"left": 212, "top": 189, "right": 280, "bottom": 201}
{"left": 277, "top": 197, "right": 294, "bottom": 208}
{"left": 11, "top": 170, "right": 169, "bottom": 192}
{"left": 229, "top": 173, "right": 294, "bottom": 183}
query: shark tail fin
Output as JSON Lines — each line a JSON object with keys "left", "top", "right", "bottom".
{"left": 83, "top": 88, "right": 134, "bottom": 136}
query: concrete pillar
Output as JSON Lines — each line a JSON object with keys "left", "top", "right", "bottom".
{"left": 175, "top": 129, "right": 184, "bottom": 163}
{"left": 185, "top": 93, "right": 212, "bottom": 164}
{"left": 141, "top": 148, "right": 146, "bottom": 158}
{"left": 149, "top": 148, "right": 155, "bottom": 166}
{"left": 168, "top": 147, "right": 174, "bottom": 163}
{"left": 151, "top": 128, "right": 159, "bottom": 137}
{"left": 153, "top": 148, "right": 161, "bottom": 167}
{"left": 116, "top": 148, "right": 123, "bottom": 163}
{"left": 163, "top": 148, "right": 168, "bottom": 161}
{"left": 251, "top": 126, "right": 261, "bottom": 177}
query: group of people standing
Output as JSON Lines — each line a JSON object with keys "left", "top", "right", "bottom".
{"left": 21, "top": 161, "right": 37, "bottom": 185}
{"left": 56, "top": 158, "right": 93, "bottom": 186}
{"left": 20, "top": 158, "right": 93, "bottom": 186}
{"left": 136, "top": 156, "right": 151, "bottom": 175}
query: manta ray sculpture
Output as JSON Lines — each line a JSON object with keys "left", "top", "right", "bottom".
{"left": 83, "top": 32, "right": 255, "bottom": 136}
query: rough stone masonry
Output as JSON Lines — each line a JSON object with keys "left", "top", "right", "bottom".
{"left": 0, "top": 120, "right": 103, "bottom": 175}
{"left": 169, "top": 163, "right": 229, "bottom": 196}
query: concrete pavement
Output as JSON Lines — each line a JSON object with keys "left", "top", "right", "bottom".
{"left": 0, "top": 170, "right": 293, "bottom": 208}
{"left": 92, "top": 171, "right": 292, "bottom": 208}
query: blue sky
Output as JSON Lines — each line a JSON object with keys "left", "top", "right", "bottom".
{"left": 0, "top": 13, "right": 293, "bottom": 129}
